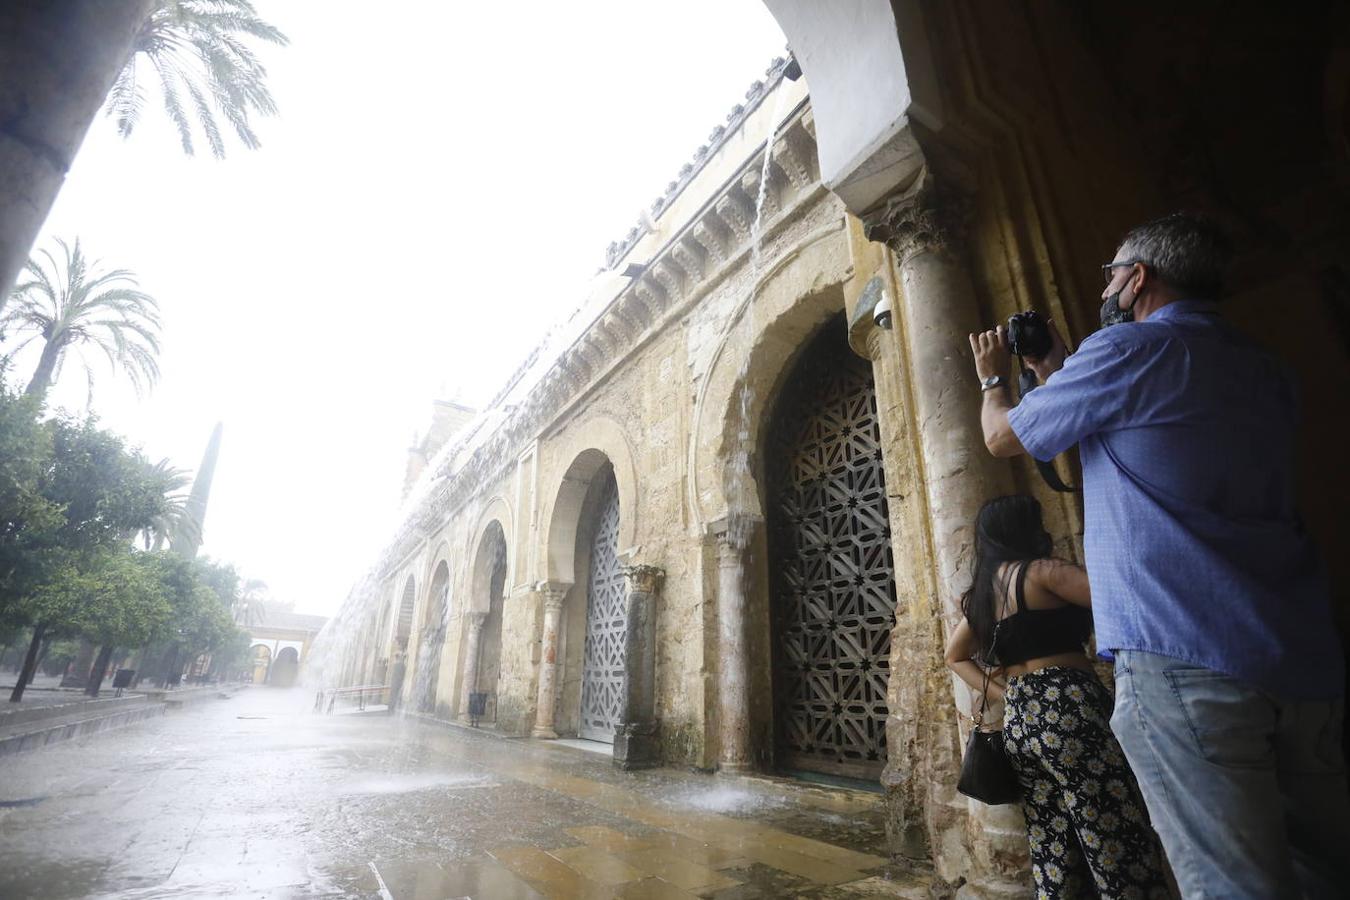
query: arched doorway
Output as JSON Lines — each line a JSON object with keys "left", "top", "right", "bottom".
{"left": 417, "top": 560, "right": 451, "bottom": 713}
{"left": 271, "top": 646, "right": 299, "bottom": 687}
{"left": 251, "top": 644, "right": 272, "bottom": 685}
{"left": 764, "top": 316, "right": 896, "bottom": 780}
{"left": 470, "top": 521, "right": 508, "bottom": 724}
{"left": 578, "top": 471, "right": 625, "bottom": 743}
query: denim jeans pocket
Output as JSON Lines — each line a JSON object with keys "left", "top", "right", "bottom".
{"left": 1163, "top": 667, "right": 1277, "bottom": 770}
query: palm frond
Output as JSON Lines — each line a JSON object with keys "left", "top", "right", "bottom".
{"left": 103, "top": 0, "right": 287, "bottom": 158}
{"left": 150, "top": 52, "right": 197, "bottom": 156}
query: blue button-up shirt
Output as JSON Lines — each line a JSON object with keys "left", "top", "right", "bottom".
{"left": 1007, "top": 300, "right": 1343, "bottom": 698}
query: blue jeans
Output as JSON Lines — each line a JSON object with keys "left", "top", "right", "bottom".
{"left": 1111, "top": 650, "right": 1350, "bottom": 899}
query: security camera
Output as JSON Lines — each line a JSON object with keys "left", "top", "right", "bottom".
{"left": 873, "top": 290, "right": 894, "bottom": 330}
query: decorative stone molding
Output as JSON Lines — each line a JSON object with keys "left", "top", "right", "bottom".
{"left": 651, "top": 258, "right": 686, "bottom": 303}
{"left": 773, "top": 127, "right": 817, "bottom": 192}
{"left": 632, "top": 278, "right": 667, "bottom": 318}
{"left": 714, "top": 190, "right": 756, "bottom": 244}
{"left": 692, "top": 218, "right": 731, "bottom": 265}
{"left": 671, "top": 237, "right": 708, "bottom": 284}
{"left": 860, "top": 171, "right": 971, "bottom": 261}
{"left": 621, "top": 564, "right": 665, "bottom": 596}
{"left": 740, "top": 167, "right": 780, "bottom": 221}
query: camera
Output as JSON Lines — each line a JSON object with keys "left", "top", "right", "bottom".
{"left": 1007, "top": 310, "right": 1052, "bottom": 358}
{"left": 873, "top": 290, "right": 894, "bottom": 330}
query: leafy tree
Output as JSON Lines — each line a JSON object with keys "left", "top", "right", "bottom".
{"left": 6, "top": 415, "right": 166, "bottom": 701}
{"left": 141, "top": 555, "right": 243, "bottom": 687}
{"left": 28, "top": 547, "right": 174, "bottom": 695}
{"left": 106, "top": 0, "right": 289, "bottom": 159}
{"left": 2, "top": 238, "right": 161, "bottom": 403}
{"left": 0, "top": 375, "right": 59, "bottom": 601}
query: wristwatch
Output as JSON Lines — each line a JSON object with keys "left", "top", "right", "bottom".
{"left": 980, "top": 375, "right": 1007, "bottom": 392}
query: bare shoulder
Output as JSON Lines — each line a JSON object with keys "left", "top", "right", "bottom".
{"left": 1026, "top": 557, "right": 1090, "bottom": 606}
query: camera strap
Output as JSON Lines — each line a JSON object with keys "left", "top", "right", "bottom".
{"left": 1017, "top": 366, "right": 1077, "bottom": 493}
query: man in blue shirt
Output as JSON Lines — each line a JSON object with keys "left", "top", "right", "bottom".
{"left": 969, "top": 213, "right": 1348, "bottom": 898}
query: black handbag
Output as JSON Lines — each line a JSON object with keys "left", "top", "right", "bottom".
{"left": 956, "top": 644, "right": 1022, "bottom": 805}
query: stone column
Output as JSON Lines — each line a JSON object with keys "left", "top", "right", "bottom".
{"left": 531, "top": 582, "right": 570, "bottom": 739}
{"left": 458, "top": 611, "right": 488, "bottom": 721}
{"left": 710, "top": 516, "right": 757, "bottom": 773}
{"left": 614, "top": 565, "right": 665, "bottom": 770}
{"left": 863, "top": 173, "right": 1011, "bottom": 613}
{"left": 865, "top": 172, "right": 1025, "bottom": 889}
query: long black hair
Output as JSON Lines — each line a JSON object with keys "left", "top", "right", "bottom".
{"left": 960, "top": 495, "right": 1054, "bottom": 663}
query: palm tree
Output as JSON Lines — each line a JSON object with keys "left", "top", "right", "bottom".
{"left": 106, "top": 0, "right": 288, "bottom": 159}
{"left": 2, "top": 238, "right": 161, "bottom": 403}
{"left": 233, "top": 578, "right": 268, "bottom": 628}
{"left": 137, "top": 457, "right": 202, "bottom": 551}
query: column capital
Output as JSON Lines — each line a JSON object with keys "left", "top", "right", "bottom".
{"left": 706, "top": 513, "right": 762, "bottom": 553}
{"left": 860, "top": 170, "right": 970, "bottom": 262}
{"left": 535, "top": 581, "right": 571, "bottom": 610}
{"left": 621, "top": 565, "right": 665, "bottom": 595}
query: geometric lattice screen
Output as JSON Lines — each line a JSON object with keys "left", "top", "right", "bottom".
{"left": 579, "top": 474, "right": 626, "bottom": 743}
{"left": 767, "top": 320, "right": 896, "bottom": 780}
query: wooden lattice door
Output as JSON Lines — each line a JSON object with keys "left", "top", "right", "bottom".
{"left": 766, "top": 321, "right": 896, "bottom": 780}
{"left": 580, "top": 475, "right": 626, "bottom": 742}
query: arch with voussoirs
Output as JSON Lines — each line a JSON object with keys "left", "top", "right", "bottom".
{"left": 465, "top": 510, "right": 510, "bottom": 725}
{"left": 536, "top": 425, "right": 641, "bottom": 745}
{"left": 271, "top": 646, "right": 300, "bottom": 688}
{"left": 416, "top": 558, "right": 452, "bottom": 714}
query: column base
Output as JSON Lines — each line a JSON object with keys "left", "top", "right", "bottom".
{"left": 612, "top": 721, "right": 661, "bottom": 770}
{"left": 531, "top": 726, "right": 559, "bottom": 740}
{"left": 717, "top": 759, "right": 754, "bottom": 775}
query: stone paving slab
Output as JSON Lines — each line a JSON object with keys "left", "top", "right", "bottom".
{"left": 0, "top": 688, "right": 936, "bottom": 899}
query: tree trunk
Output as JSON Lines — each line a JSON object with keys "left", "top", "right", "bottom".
{"left": 9, "top": 622, "right": 46, "bottom": 702}
{"left": 85, "top": 644, "right": 114, "bottom": 697}
{"left": 33, "top": 633, "right": 53, "bottom": 675}
{"left": 0, "top": 0, "right": 156, "bottom": 304}
{"left": 161, "top": 643, "right": 180, "bottom": 688}
{"left": 23, "top": 338, "right": 63, "bottom": 399}
{"left": 60, "top": 637, "right": 97, "bottom": 687}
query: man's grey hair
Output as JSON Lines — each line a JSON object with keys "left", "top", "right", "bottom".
{"left": 1117, "top": 212, "right": 1233, "bottom": 300}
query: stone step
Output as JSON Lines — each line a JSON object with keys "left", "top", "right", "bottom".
{"left": 0, "top": 693, "right": 148, "bottom": 729}
{"left": 0, "top": 700, "right": 166, "bottom": 758}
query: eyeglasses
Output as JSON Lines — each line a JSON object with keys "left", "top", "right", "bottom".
{"left": 1101, "top": 259, "right": 1145, "bottom": 286}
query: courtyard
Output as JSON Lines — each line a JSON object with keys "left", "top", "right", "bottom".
{"left": 0, "top": 689, "right": 931, "bottom": 899}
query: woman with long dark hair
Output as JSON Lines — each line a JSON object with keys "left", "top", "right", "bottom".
{"left": 945, "top": 494, "right": 1168, "bottom": 899}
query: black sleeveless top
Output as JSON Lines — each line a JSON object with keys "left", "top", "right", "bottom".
{"left": 991, "top": 561, "right": 1092, "bottom": 666}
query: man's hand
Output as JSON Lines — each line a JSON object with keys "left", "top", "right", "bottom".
{"left": 1022, "top": 319, "right": 1070, "bottom": 383}
{"left": 969, "top": 325, "right": 1012, "bottom": 382}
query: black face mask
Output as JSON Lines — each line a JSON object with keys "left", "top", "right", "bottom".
{"left": 1100, "top": 288, "right": 1134, "bottom": 328}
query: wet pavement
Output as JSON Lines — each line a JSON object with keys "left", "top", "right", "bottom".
{"left": 0, "top": 688, "right": 933, "bottom": 899}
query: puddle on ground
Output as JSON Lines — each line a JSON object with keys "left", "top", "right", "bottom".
{"left": 339, "top": 773, "right": 495, "bottom": 796}
{"left": 662, "top": 784, "right": 788, "bottom": 814}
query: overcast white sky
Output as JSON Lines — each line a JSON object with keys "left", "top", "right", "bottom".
{"left": 8, "top": 2, "right": 787, "bottom": 616}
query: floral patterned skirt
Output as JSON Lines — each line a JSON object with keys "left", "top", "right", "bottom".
{"left": 1003, "top": 666, "right": 1169, "bottom": 899}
